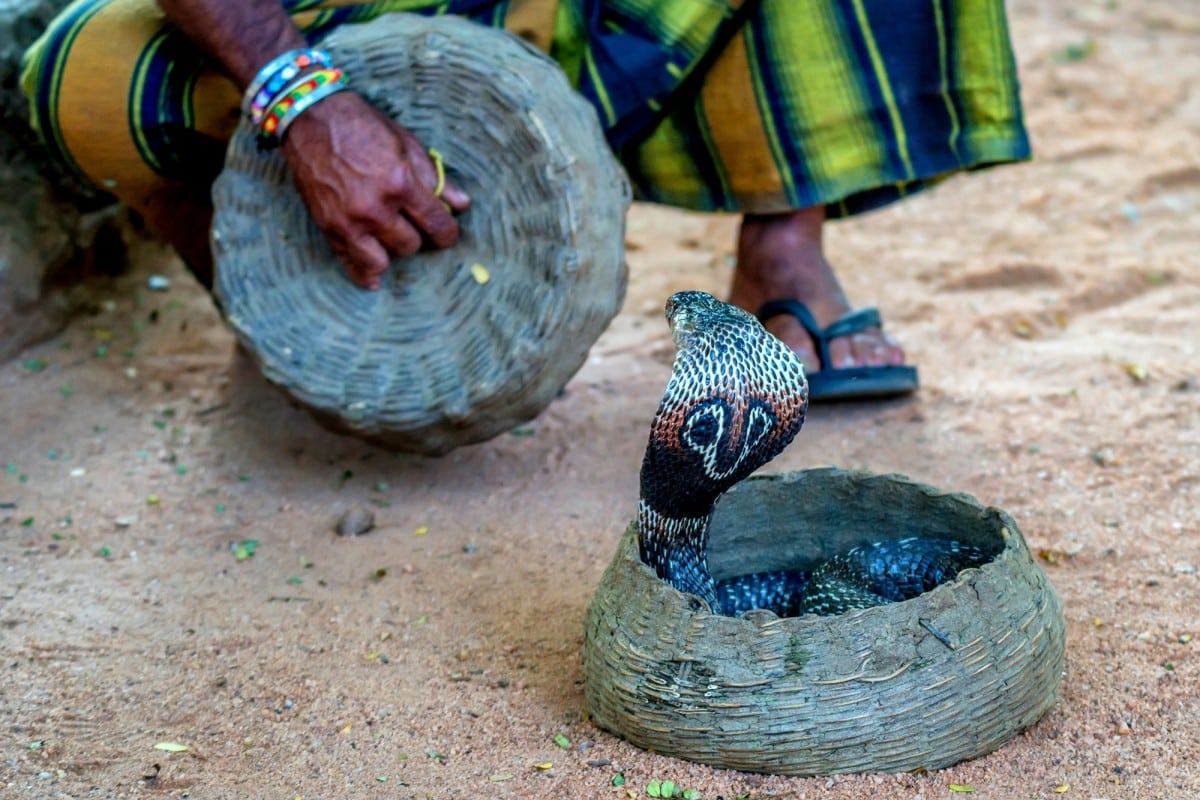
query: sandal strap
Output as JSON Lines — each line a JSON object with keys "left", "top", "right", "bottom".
{"left": 758, "top": 301, "right": 885, "bottom": 369}
{"left": 822, "top": 307, "right": 883, "bottom": 340}
{"left": 757, "top": 299, "right": 830, "bottom": 367}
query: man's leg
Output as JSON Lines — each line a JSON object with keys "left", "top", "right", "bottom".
{"left": 619, "top": 0, "right": 1030, "bottom": 380}
{"left": 20, "top": 0, "right": 555, "bottom": 287}
{"left": 728, "top": 207, "right": 902, "bottom": 371}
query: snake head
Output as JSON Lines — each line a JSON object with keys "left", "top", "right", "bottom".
{"left": 640, "top": 291, "right": 809, "bottom": 519}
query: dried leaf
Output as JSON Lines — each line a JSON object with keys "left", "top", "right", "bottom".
{"left": 1011, "top": 319, "right": 1034, "bottom": 339}
{"left": 414, "top": 526, "right": 429, "bottom": 537}
{"left": 1037, "top": 548, "right": 1060, "bottom": 564}
{"left": 490, "top": 773, "right": 515, "bottom": 782}
{"left": 532, "top": 762, "right": 553, "bottom": 770}
{"left": 1122, "top": 362, "right": 1149, "bottom": 383}
{"left": 470, "top": 263, "right": 491, "bottom": 285}
{"left": 153, "top": 742, "right": 190, "bottom": 753}
{"left": 1054, "top": 784, "right": 1070, "bottom": 794}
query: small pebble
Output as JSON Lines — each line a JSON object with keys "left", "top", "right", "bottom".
{"left": 147, "top": 275, "right": 171, "bottom": 291}
{"left": 335, "top": 508, "right": 376, "bottom": 537}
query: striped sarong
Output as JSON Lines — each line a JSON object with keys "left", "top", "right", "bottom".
{"left": 21, "top": 0, "right": 1030, "bottom": 221}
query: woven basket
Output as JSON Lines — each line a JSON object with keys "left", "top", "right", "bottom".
{"left": 583, "top": 468, "right": 1066, "bottom": 775}
{"left": 211, "top": 14, "right": 630, "bottom": 455}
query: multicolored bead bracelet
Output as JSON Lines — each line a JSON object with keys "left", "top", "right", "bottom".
{"left": 257, "top": 67, "right": 349, "bottom": 149}
{"left": 241, "top": 48, "right": 332, "bottom": 125}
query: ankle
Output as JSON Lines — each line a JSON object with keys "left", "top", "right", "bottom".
{"left": 741, "top": 207, "right": 826, "bottom": 249}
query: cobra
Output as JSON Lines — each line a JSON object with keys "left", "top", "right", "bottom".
{"left": 637, "top": 291, "right": 990, "bottom": 617}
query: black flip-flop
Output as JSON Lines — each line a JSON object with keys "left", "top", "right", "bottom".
{"left": 757, "top": 300, "right": 919, "bottom": 402}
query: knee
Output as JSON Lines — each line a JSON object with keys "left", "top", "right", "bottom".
{"left": 20, "top": 31, "right": 53, "bottom": 140}
{"left": 18, "top": 4, "right": 83, "bottom": 156}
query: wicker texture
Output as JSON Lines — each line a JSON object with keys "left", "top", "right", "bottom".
{"left": 211, "top": 14, "right": 630, "bottom": 454}
{"left": 583, "top": 468, "right": 1066, "bottom": 775}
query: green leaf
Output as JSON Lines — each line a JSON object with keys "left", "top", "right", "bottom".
{"left": 1054, "top": 38, "right": 1096, "bottom": 62}
{"left": 647, "top": 780, "right": 662, "bottom": 798}
{"left": 153, "top": 742, "right": 189, "bottom": 752}
{"left": 612, "top": 773, "right": 626, "bottom": 787}
{"left": 682, "top": 791, "right": 701, "bottom": 800}
{"left": 553, "top": 733, "right": 570, "bottom": 748}
{"left": 661, "top": 780, "right": 677, "bottom": 797}
{"left": 232, "top": 539, "right": 258, "bottom": 561}
{"left": 949, "top": 785, "right": 976, "bottom": 793}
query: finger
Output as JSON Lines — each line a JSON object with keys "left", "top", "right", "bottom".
{"left": 371, "top": 213, "right": 423, "bottom": 259}
{"left": 403, "top": 190, "right": 461, "bottom": 250}
{"left": 339, "top": 234, "right": 391, "bottom": 290}
{"left": 439, "top": 177, "right": 471, "bottom": 213}
{"left": 386, "top": 119, "right": 470, "bottom": 212}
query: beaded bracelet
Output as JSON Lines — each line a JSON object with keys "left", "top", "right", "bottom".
{"left": 241, "top": 48, "right": 332, "bottom": 125}
{"left": 257, "top": 67, "right": 349, "bottom": 149}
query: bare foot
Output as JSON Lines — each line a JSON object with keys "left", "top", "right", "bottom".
{"left": 727, "top": 207, "right": 905, "bottom": 373}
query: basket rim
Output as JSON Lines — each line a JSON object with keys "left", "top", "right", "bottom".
{"left": 617, "top": 466, "right": 1032, "bottom": 626}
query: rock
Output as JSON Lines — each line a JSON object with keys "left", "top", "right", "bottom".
{"left": 0, "top": 0, "right": 124, "bottom": 363}
{"left": 335, "top": 508, "right": 376, "bottom": 537}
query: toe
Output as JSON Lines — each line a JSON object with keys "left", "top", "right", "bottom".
{"left": 829, "top": 328, "right": 906, "bottom": 369}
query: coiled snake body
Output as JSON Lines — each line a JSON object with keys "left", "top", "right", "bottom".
{"left": 637, "top": 292, "right": 990, "bottom": 617}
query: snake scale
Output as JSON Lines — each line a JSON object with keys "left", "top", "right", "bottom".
{"left": 637, "top": 291, "right": 991, "bottom": 617}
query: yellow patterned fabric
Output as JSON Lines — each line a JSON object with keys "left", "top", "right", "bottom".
{"left": 22, "top": 0, "right": 1029, "bottom": 220}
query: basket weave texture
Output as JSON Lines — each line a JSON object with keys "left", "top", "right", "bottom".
{"left": 211, "top": 14, "right": 630, "bottom": 455}
{"left": 583, "top": 468, "right": 1066, "bottom": 775}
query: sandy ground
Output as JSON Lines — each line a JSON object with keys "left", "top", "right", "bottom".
{"left": 3, "top": 1, "right": 1199, "bottom": 798}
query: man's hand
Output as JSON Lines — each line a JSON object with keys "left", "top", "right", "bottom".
{"left": 282, "top": 91, "right": 471, "bottom": 290}
{"left": 157, "top": 0, "right": 471, "bottom": 289}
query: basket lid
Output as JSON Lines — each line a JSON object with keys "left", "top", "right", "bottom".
{"left": 212, "top": 13, "right": 630, "bottom": 455}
